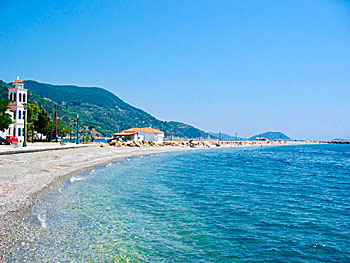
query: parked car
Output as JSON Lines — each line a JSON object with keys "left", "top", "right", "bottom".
{"left": 4, "top": 136, "right": 18, "bottom": 145}
{"left": 0, "top": 136, "right": 5, "bottom": 145}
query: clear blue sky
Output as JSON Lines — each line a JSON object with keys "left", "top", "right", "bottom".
{"left": 1, "top": 0, "right": 349, "bottom": 140}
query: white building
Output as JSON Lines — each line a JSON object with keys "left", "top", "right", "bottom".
{"left": 113, "top": 127, "right": 165, "bottom": 144}
{"left": 0, "top": 77, "right": 28, "bottom": 144}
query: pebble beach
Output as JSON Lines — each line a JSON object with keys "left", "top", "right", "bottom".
{"left": 0, "top": 143, "right": 199, "bottom": 260}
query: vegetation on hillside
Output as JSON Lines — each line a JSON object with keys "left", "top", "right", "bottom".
{"left": 23, "top": 80, "right": 211, "bottom": 138}
{"left": 0, "top": 81, "right": 69, "bottom": 140}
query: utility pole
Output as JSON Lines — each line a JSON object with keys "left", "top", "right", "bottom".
{"left": 55, "top": 103, "right": 58, "bottom": 142}
{"left": 76, "top": 114, "right": 80, "bottom": 144}
{"left": 236, "top": 132, "right": 238, "bottom": 141}
{"left": 219, "top": 131, "right": 222, "bottom": 141}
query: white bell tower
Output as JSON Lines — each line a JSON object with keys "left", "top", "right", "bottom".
{"left": 7, "top": 77, "right": 28, "bottom": 143}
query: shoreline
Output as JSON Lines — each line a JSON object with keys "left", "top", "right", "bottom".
{"left": 0, "top": 141, "right": 321, "bottom": 259}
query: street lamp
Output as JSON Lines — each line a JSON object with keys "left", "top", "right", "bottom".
{"left": 23, "top": 103, "right": 27, "bottom": 147}
{"left": 76, "top": 114, "right": 79, "bottom": 144}
{"left": 32, "top": 124, "right": 34, "bottom": 143}
{"left": 69, "top": 122, "right": 72, "bottom": 143}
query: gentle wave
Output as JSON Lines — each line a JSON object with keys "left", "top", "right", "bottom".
{"left": 69, "top": 176, "right": 86, "bottom": 183}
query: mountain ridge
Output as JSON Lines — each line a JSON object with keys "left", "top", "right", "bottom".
{"left": 0, "top": 80, "right": 212, "bottom": 139}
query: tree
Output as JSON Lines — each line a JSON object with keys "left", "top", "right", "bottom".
{"left": 27, "top": 104, "right": 40, "bottom": 141}
{"left": 0, "top": 100, "right": 12, "bottom": 132}
{"left": 46, "top": 120, "right": 69, "bottom": 141}
{"left": 56, "top": 121, "right": 69, "bottom": 137}
{"left": 46, "top": 121, "right": 55, "bottom": 141}
{"left": 27, "top": 104, "right": 40, "bottom": 123}
{"left": 34, "top": 110, "right": 50, "bottom": 140}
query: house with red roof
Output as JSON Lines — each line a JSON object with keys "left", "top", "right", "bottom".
{"left": 113, "top": 127, "right": 165, "bottom": 143}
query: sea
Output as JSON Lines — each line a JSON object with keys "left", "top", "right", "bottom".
{"left": 8, "top": 144, "right": 350, "bottom": 262}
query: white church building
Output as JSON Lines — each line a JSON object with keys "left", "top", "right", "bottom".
{"left": 0, "top": 77, "right": 28, "bottom": 144}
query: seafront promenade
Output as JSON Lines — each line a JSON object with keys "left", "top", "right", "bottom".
{"left": 0, "top": 142, "right": 92, "bottom": 155}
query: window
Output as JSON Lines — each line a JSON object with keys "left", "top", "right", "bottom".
{"left": 14, "top": 93, "right": 17, "bottom": 101}
{"left": 10, "top": 93, "right": 13, "bottom": 101}
{"left": 23, "top": 111, "right": 26, "bottom": 119}
{"left": 14, "top": 110, "right": 16, "bottom": 120}
{"left": 19, "top": 93, "right": 22, "bottom": 102}
{"left": 23, "top": 93, "right": 26, "bottom": 102}
{"left": 19, "top": 110, "right": 21, "bottom": 119}
{"left": 18, "top": 128, "right": 21, "bottom": 137}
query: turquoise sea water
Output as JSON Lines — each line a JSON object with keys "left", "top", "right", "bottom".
{"left": 9, "top": 145, "right": 350, "bottom": 262}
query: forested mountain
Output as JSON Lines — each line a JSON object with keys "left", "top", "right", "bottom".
{"left": 0, "top": 80, "right": 212, "bottom": 138}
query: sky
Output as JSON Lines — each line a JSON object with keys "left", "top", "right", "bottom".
{"left": 0, "top": 0, "right": 349, "bottom": 140}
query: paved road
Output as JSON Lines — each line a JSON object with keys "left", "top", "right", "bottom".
{"left": 0, "top": 142, "right": 92, "bottom": 155}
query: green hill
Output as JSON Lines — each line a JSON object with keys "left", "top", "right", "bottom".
{"left": 249, "top": 131, "right": 291, "bottom": 141}
{"left": 0, "top": 80, "right": 211, "bottom": 139}
{"left": 0, "top": 81, "right": 9, "bottom": 99}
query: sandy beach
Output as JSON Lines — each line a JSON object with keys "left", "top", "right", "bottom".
{"left": 0, "top": 141, "right": 319, "bottom": 260}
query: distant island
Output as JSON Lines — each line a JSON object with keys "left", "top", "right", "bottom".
{"left": 249, "top": 132, "right": 291, "bottom": 141}
{"left": 208, "top": 131, "right": 291, "bottom": 141}
{"left": 332, "top": 138, "right": 350, "bottom": 142}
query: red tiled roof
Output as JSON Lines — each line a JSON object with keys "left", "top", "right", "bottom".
{"left": 123, "top": 127, "right": 164, "bottom": 134}
{"left": 113, "top": 132, "right": 137, "bottom": 136}
{"left": 12, "top": 79, "right": 24, "bottom": 84}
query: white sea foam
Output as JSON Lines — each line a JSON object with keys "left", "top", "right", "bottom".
{"left": 90, "top": 169, "right": 96, "bottom": 174}
{"left": 106, "top": 163, "right": 113, "bottom": 167}
{"left": 69, "top": 176, "right": 86, "bottom": 183}
{"left": 37, "top": 214, "right": 47, "bottom": 228}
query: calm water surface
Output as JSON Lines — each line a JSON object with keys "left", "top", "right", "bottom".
{"left": 9, "top": 145, "right": 350, "bottom": 262}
